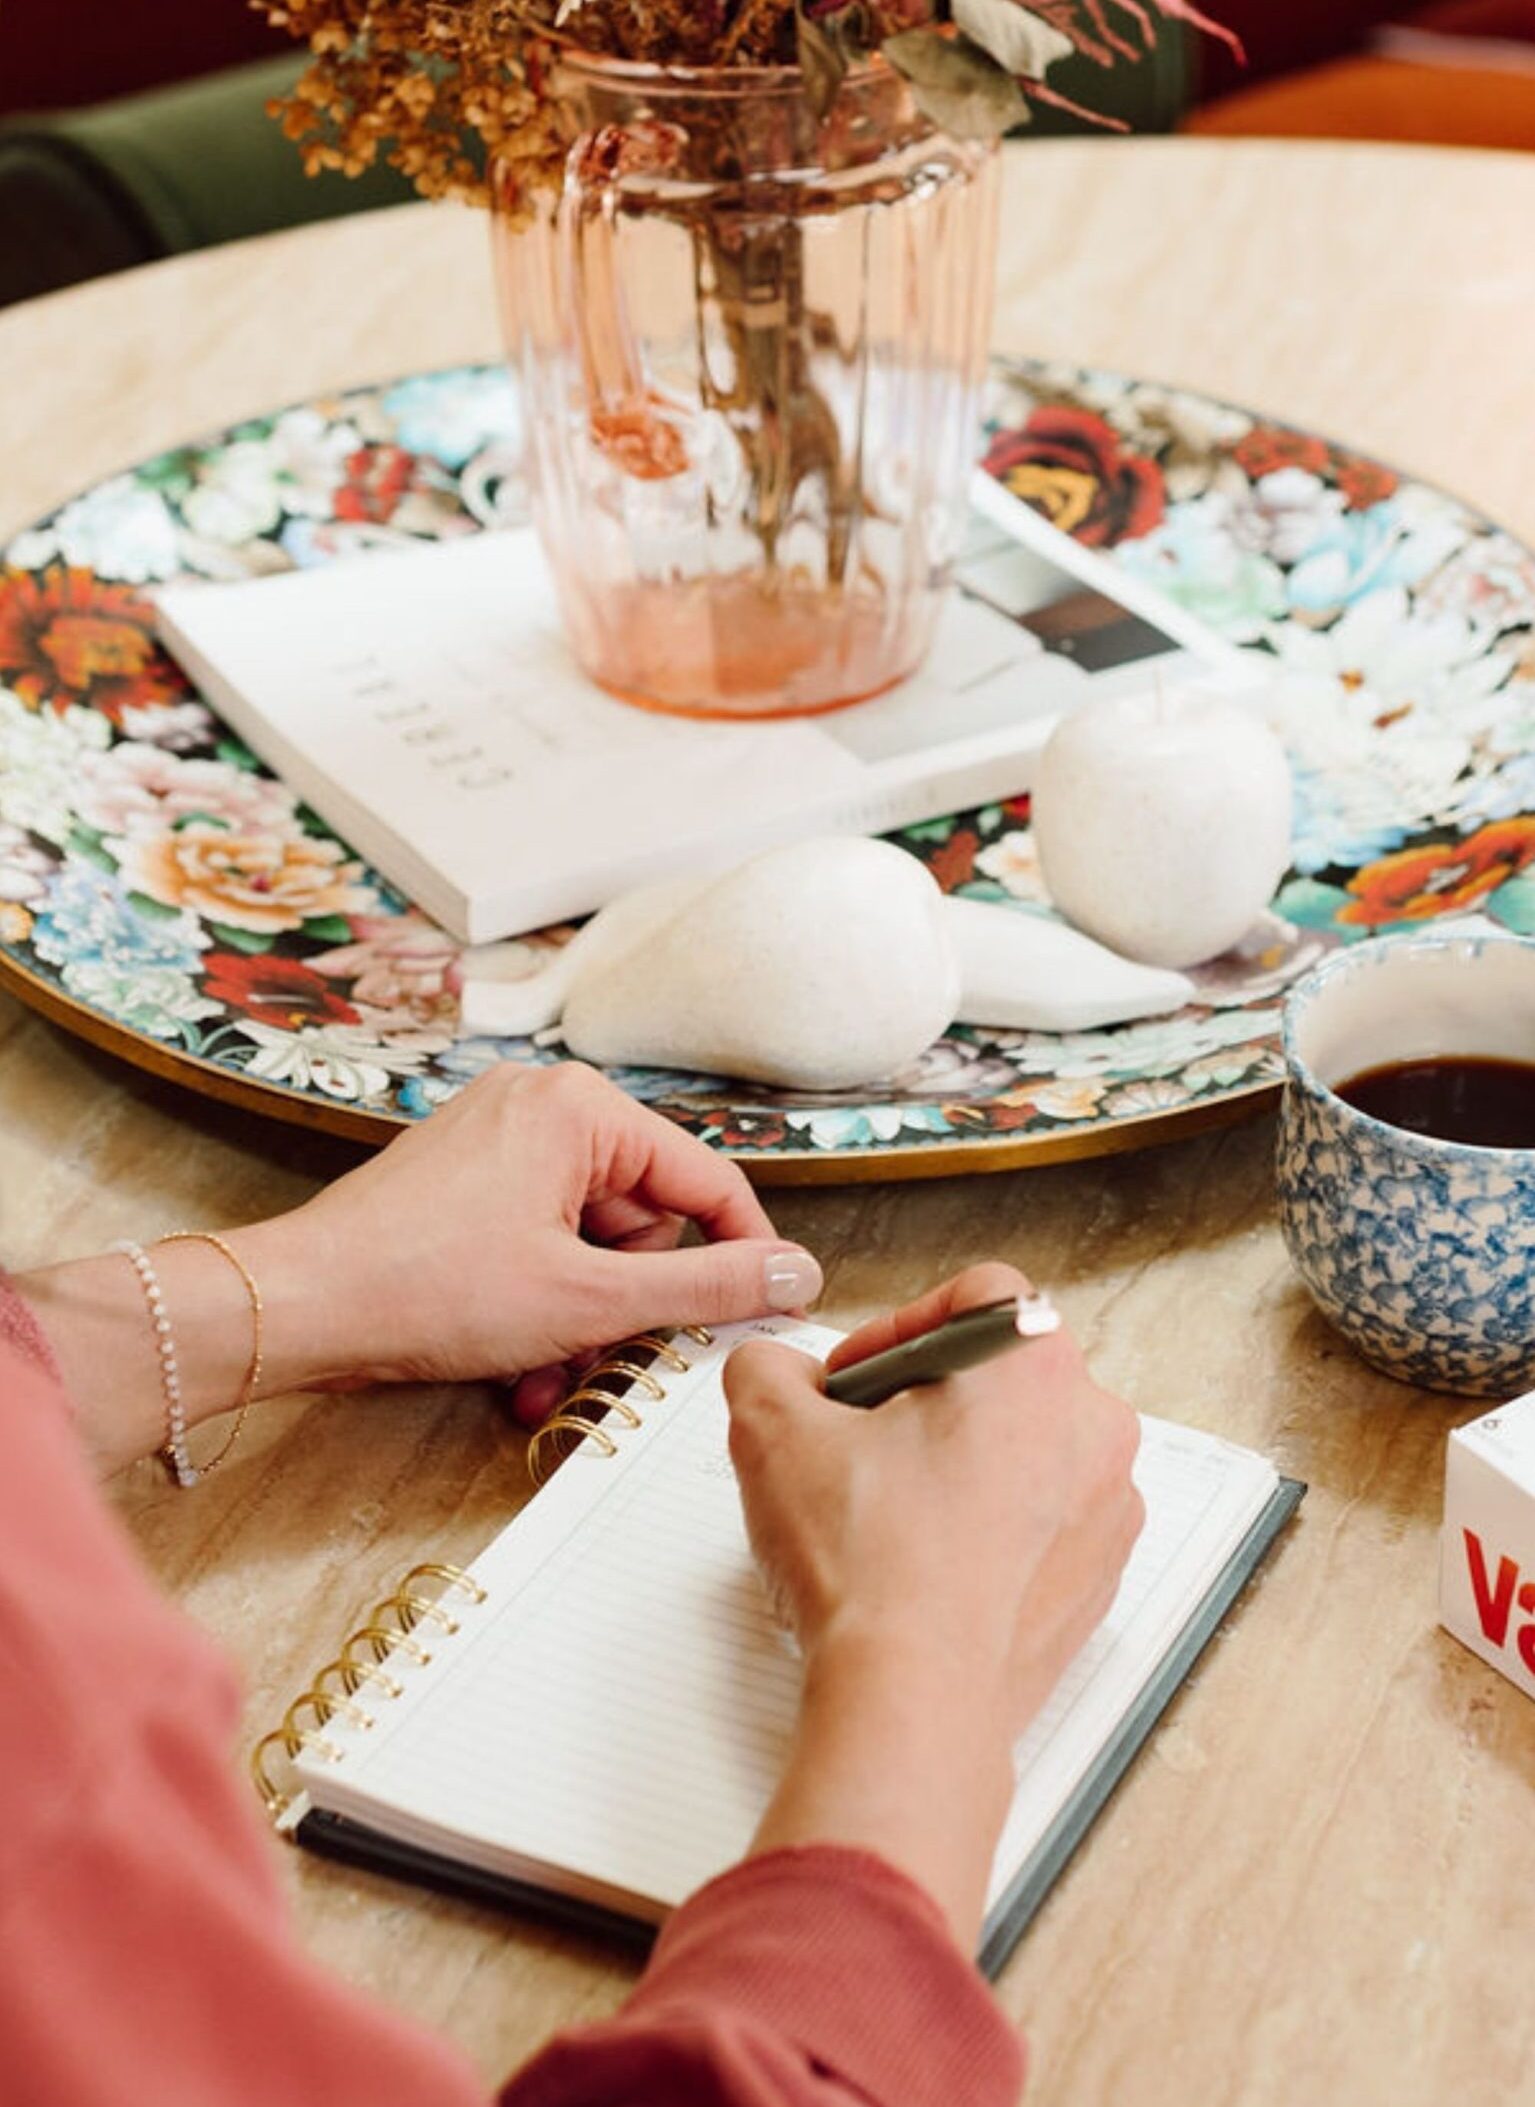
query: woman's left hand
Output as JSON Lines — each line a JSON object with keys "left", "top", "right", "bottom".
{"left": 19, "top": 1062, "right": 822, "bottom": 1472}
{"left": 242, "top": 1062, "right": 821, "bottom": 1422}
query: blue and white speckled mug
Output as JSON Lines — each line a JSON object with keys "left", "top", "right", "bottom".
{"left": 1277, "top": 931, "right": 1535, "bottom": 1396}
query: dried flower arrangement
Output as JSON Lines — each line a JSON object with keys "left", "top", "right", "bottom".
{"left": 256, "top": 1, "right": 1240, "bottom": 207}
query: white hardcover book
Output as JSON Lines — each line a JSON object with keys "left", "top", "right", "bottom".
{"left": 155, "top": 495, "right": 1243, "bottom": 944}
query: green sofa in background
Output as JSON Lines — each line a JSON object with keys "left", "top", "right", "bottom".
{"left": 0, "top": 39, "right": 1192, "bottom": 312}
{"left": 0, "top": 55, "right": 415, "bottom": 309}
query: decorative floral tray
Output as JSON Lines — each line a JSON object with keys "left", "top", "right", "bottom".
{"left": 2, "top": 359, "right": 1532, "bottom": 1182}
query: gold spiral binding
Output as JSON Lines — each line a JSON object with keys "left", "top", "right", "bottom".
{"left": 286, "top": 1688, "right": 375, "bottom": 1734}
{"left": 401, "top": 1562, "right": 486, "bottom": 1603}
{"left": 250, "top": 1721, "right": 342, "bottom": 1816}
{"left": 385, "top": 1590, "right": 460, "bottom": 1635}
{"left": 564, "top": 1387, "right": 644, "bottom": 1429}
{"left": 252, "top": 1730, "right": 296, "bottom": 1814}
{"left": 526, "top": 1325, "right": 713, "bottom": 1486}
{"left": 528, "top": 1413, "right": 617, "bottom": 1483}
{"left": 592, "top": 1360, "right": 666, "bottom": 1400}
{"left": 626, "top": 1333, "right": 693, "bottom": 1372}
{"left": 321, "top": 1656, "right": 402, "bottom": 1702}
{"left": 347, "top": 1622, "right": 433, "bottom": 1668}
{"left": 250, "top": 1564, "right": 489, "bottom": 1822}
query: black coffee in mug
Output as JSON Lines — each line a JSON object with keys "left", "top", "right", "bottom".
{"left": 1335, "top": 1055, "right": 1535, "bottom": 1150}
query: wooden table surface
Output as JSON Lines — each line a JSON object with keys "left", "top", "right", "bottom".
{"left": 3, "top": 137, "right": 1534, "bottom": 2107}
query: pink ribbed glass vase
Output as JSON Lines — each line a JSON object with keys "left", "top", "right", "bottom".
{"left": 491, "top": 50, "right": 999, "bottom": 719}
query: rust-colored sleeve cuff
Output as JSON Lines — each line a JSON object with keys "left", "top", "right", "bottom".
{"left": 503, "top": 1846, "right": 1023, "bottom": 2106}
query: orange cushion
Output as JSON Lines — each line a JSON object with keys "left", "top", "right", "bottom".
{"left": 1185, "top": 54, "right": 1535, "bottom": 148}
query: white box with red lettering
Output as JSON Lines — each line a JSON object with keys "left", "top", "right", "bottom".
{"left": 1441, "top": 1390, "right": 1535, "bottom": 1699}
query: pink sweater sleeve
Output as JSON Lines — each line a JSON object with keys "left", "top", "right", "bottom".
{"left": 0, "top": 1296, "right": 488, "bottom": 2107}
{"left": 0, "top": 1279, "right": 1024, "bottom": 2107}
{"left": 501, "top": 1847, "right": 1025, "bottom": 2107}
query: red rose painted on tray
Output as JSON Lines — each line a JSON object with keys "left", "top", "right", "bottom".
{"left": 202, "top": 953, "right": 362, "bottom": 1032}
{"left": 0, "top": 358, "right": 1530, "bottom": 1171}
{"left": 982, "top": 407, "right": 1164, "bottom": 548}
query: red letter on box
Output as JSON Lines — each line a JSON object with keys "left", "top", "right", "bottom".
{"left": 1464, "top": 1529, "right": 1520, "bottom": 1647}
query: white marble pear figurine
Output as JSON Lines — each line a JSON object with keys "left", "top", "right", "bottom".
{"left": 561, "top": 837, "right": 961, "bottom": 1090}
{"left": 459, "top": 837, "right": 1205, "bottom": 1087}
{"left": 1031, "top": 685, "right": 1293, "bottom": 970}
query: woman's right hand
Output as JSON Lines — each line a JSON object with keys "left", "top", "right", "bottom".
{"left": 722, "top": 1263, "right": 1144, "bottom": 1945}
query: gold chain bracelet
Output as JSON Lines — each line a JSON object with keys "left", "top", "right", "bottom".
{"left": 153, "top": 1231, "right": 265, "bottom": 1483}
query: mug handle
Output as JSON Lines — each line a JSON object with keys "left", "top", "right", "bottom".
{"left": 557, "top": 122, "right": 691, "bottom": 481}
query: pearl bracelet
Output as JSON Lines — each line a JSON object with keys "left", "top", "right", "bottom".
{"left": 112, "top": 1233, "right": 263, "bottom": 1488}
{"left": 113, "top": 1239, "right": 196, "bottom": 1485}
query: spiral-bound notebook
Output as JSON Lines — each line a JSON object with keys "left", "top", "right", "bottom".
{"left": 255, "top": 1316, "right": 1303, "bottom": 1976}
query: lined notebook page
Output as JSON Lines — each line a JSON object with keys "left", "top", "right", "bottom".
{"left": 297, "top": 1319, "right": 1276, "bottom": 1923}
{"left": 301, "top": 1316, "right": 837, "bottom": 1913}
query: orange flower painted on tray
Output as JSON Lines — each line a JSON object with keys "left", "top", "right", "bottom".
{"left": 1233, "top": 428, "right": 1330, "bottom": 481}
{"left": 1339, "top": 819, "right": 1535, "bottom": 927}
{"left": 1331, "top": 451, "right": 1399, "bottom": 511}
{"left": 334, "top": 444, "right": 420, "bottom": 524}
{"left": 942, "top": 1085, "right": 1039, "bottom": 1132}
{"left": 0, "top": 565, "right": 191, "bottom": 720}
{"left": 112, "top": 822, "right": 374, "bottom": 936}
{"left": 983, "top": 409, "right": 1164, "bottom": 547}
{"left": 1231, "top": 427, "right": 1399, "bottom": 512}
{"left": 925, "top": 827, "right": 978, "bottom": 893}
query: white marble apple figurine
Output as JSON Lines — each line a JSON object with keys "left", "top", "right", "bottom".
{"left": 1029, "top": 686, "right": 1293, "bottom": 970}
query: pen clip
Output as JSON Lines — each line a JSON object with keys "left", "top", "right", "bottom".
{"left": 1014, "top": 1287, "right": 1062, "bottom": 1339}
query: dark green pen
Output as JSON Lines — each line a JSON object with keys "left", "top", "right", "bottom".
{"left": 823, "top": 1290, "right": 1061, "bottom": 1410}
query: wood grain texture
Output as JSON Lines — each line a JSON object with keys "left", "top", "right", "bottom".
{"left": 3, "top": 137, "right": 1534, "bottom": 2106}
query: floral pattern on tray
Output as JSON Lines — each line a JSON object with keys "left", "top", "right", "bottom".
{"left": 1, "top": 359, "right": 1532, "bottom": 1170}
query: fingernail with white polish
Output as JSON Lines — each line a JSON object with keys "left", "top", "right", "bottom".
{"left": 764, "top": 1248, "right": 823, "bottom": 1312}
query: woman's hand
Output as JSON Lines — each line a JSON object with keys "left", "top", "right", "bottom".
{"left": 247, "top": 1061, "right": 820, "bottom": 1414}
{"left": 20, "top": 1062, "right": 821, "bottom": 1474}
{"left": 724, "top": 1263, "right": 1142, "bottom": 1947}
